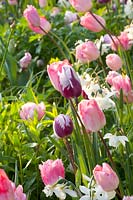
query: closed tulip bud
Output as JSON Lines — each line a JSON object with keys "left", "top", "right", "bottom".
{"left": 8, "top": 0, "right": 17, "bottom": 5}
{"left": 23, "top": 5, "right": 40, "bottom": 27}
{"left": 78, "top": 99, "right": 106, "bottom": 132}
{"left": 53, "top": 114, "right": 73, "bottom": 138}
{"left": 0, "top": 169, "right": 15, "bottom": 200}
{"left": 20, "top": 102, "right": 45, "bottom": 121}
{"left": 47, "top": 60, "right": 82, "bottom": 99}
{"left": 106, "top": 71, "right": 120, "bottom": 85}
{"left": 11, "top": 183, "right": 27, "bottom": 200}
{"left": 19, "top": 52, "right": 32, "bottom": 70}
{"left": 80, "top": 12, "right": 106, "bottom": 32}
{"left": 112, "top": 75, "right": 131, "bottom": 95}
{"left": 106, "top": 53, "right": 122, "bottom": 71}
{"left": 93, "top": 163, "right": 119, "bottom": 192}
{"left": 39, "top": 0, "right": 47, "bottom": 8}
{"left": 39, "top": 159, "right": 65, "bottom": 185}
{"left": 69, "top": 0, "right": 92, "bottom": 12}
{"left": 76, "top": 41, "right": 100, "bottom": 63}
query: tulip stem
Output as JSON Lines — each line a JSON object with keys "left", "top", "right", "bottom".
{"left": 89, "top": 11, "right": 119, "bottom": 50}
{"left": 98, "top": 131, "right": 115, "bottom": 168}
{"left": 63, "top": 137, "right": 77, "bottom": 174}
{"left": 39, "top": 26, "right": 66, "bottom": 59}
{"left": 98, "top": 131, "right": 122, "bottom": 199}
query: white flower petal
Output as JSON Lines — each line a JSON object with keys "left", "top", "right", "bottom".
{"left": 80, "top": 195, "right": 91, "bottom": 200}
{"left": 64, "top": 189, "right": 77, "bottom": 197}
{"left": 79, "top": 186, "right": 90, "bottom": 195}
{"left": 107, "top": 190, "right": 116, "bottom": 199}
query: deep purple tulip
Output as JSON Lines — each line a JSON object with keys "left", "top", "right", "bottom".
{"left": 53, "top": 114, "right": 73, "bottom": 138}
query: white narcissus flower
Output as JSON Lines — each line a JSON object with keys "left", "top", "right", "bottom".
{"left": 95, "top": 36, "right": 111, "bottom": 55}
{"left": 124, "top": 22, "right": 133, "bottom": 45}
{"left": 43, "top": 183, "right": 77, "bottom": 199}
{"left": 124, "top": 0, "right": 133, "bottom": 19}
{"left": 103, "top": 133, "right": 129, "bottom": 148}
{"left": 58, "top": 0, "right": 70, "bottom": 7}
{"left": 79, "top": 73, "right": 116, "bottom": 110}
{"left": 79, "top": 175, "right": 116, "bottom": 200}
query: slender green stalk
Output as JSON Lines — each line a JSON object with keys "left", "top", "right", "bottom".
{"left": 39, "top": 26, "right": 66, "bottom": 59}
{"left": 0, "top": 24, "right": 14, "bottom": 73}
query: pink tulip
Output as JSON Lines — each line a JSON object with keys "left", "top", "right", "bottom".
{"left": 123, "top": 90, "right": 133, "bottom": 103}
{"left": 69, "top": 0, "right": 92, "bottom": 12}
{"left": 111, "top": 75, "right": 132, "bottom": 95}
{"left": 53, "top": 114, "right": 73, "bottom": 138}
{"left": 106, "top": 53, "right": 122, "bottom": 71}
{"left": 78, "top": 99, "right": 106, "bottom": 132}
{"left": 29, "top": 16, "right": 51, "bottom": 35}
{"left": 11, "top": 183, "right": 27, "bottom": 200}
{"left": 93, "top": 163, "right": 119, "bottom": 192}
{"left": 111, "top": 32, "right": 132, "bottom": 51}
{"left": 39, "top": 159, "right": 65, "bottom": 185}
{"left": 20, "top": 102, "right": 45, "bottom": 120}
{"left": 106, "top": 71, "right": 120, "bottom": 85}
{"left": 39, "top": 0, "right": 47, "bottom": 8}
{"left": 123, "top": 196, "right": 133, "bottom": 200}
{"left": 23, "top": 5, "right": 40, "bottom": 27}
{"left": 23, "top": 5, "right": 51, "bottom": 34}
{"left": 0, "top": 169, "right": 15, "bottom": 200}
{"left": 80, "top": 12, "right": 106, "bottom": 32}
{"left": 76, "top": 41, "right": 100, "bottom": 63}
{"left": 8, "top": 0, "right": 17, "bottom": 5}
{"left": 19, "top": 52, "right": 32, "bottom": 70}
{"left": 47, "top": 60, "right": 82, "bottom": 99}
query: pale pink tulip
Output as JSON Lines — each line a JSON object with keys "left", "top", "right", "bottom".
{"left": 106, "top": 71, "right": 120, "bottom": 85}
{"left": 23, "top": 5, "right": 40, "bottom": 27}
{"left": 19, "top": 52, "right": 32, "bottom": 70}
{"left": 0, "top": 169, "right": 15, "bottom": 200}
{"left": 111, "top": 75, "right": 132, "bottom": 95}
{"left": 78, "top": 99, "right": 106, "bottom": 132}
{"left": 80, "top": 12, "right": 106, "bottom": 32}
{"left": 69, "top": 0, "right": 92, "bottom": 12}
{"left": 47, "top": 60, "right": 82, "bottom": 99}
{"left": 20, "top": 102, "right": 45, "bottom": 120}
{"left": 29, "top": 16, "right": 51, "bottom": 34}
{"left": 8, "top": 0, "right": 17, "bottom": 5}
{"left": 39, "top": 0, "right": 47, "bottom": 8}
{"left": 76, "top": 41, "right": 100, "bottom": 63}
{"left": 123, "top": 196, "right": 133, "bottom": 200}
{"left": 39, "top": 159, "right": 65, "bottom": 185}
{"left": 51, "top": 7, "right": 60, "bottom": 17}
{"left": 14, "top": 185, "right": 27, "bottom": 200}
{"left": 93, "top": 163, "right": 119, "bottom": 192}
{"left": 106, "top": 53, "right": 122, "bottom": 71}
{"left": 123, "top": 90, "right": 133, "bottom": 103}
{"left": 111, "top": 32, "right": 132, "bottom": 51}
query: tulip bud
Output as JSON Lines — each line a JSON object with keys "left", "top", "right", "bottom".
{"left": 39, "top": 0, "right": 47, "bottom": 8}
{"left": 19, "top": 52, "right": 32, "bottom": 70}
{"left": 93, "top": 163, "right": 119, "bottom": 192}
{"left": 47, "top": 60, "right": 82, "bottom": 99}
{"left": 76, "top": 41, "right": 100, "bottom": 63}
{"left": 53, "top": 114, "right": 73, "bottom": 138}
{"left": 78, "top": 99, "right": 106, "bottom": 132}
{"left": 69, "top": 0, "right": 92, "bottom": 12}
{"left": 20, "top": 102, "right": 45, "bottom": 121}
{"left": 39, "top": 159, "right": 65, "bottom": 185}
{"left": 23, "top": 5, "right": 40, "bottom": 27}
{"left": 106, "top": 53, "right": 122, "bottom": 71}
{"left": 106, "top": 71, "right": 120, "bottom": 85}
{"left": 80, "top": 12, "right": 106, "bottom": 32}
{"left": 8, "top": 0, "right": 17, "bottom": 5}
